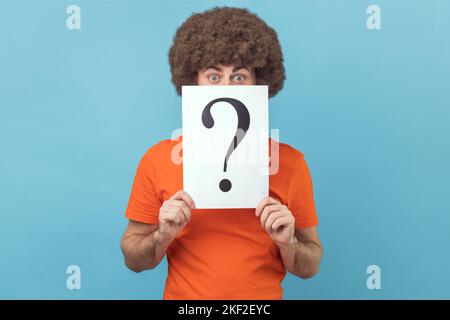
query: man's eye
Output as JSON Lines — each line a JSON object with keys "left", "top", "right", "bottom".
{"left": 233, "top": 74, "right": 245, "bottom": 81}
{"left": 209, "top": 74, "right": 220, "bottom": 82}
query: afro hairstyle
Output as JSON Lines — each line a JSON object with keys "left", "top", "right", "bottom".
{"left": 168, "top": 6, "right": 286, "bottom": 98}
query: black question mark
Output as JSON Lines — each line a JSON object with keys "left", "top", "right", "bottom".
{"left": 202, "top": 98, "right": 251, "bottom": 192}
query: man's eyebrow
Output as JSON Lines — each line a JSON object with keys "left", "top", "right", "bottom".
{"left": 203, "top": 66, "right": 250, "bottom": 72}
{"left": 232, "top": 66, "right": 250, "bottom": 72}
{"left": 204, "top": 66, "right": 223, "bottom": 72}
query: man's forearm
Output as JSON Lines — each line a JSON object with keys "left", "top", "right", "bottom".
{"left": 121, "top": 230, "right": 172, "bottom": 272}
{"left": 277, "top": 236, "right": 322, "bottom": 279}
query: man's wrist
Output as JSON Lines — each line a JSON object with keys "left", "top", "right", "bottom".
{"left": 153, "top": 229, "right": 174, "bottom": 246}
{"left": 275, "top": 235, "right": 298, "bottom": 250}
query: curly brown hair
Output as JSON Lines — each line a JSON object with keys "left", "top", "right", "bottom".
{"left": 168, "top": 7, "right": 285, "bottom": 98}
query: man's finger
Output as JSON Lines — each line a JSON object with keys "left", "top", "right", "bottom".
{"left": 170, "top": 200, "right": 191, "bottom": 223}
{"left": 260, "top": 204, "right": 282, "bottom": 229}
{"left": 264, "top": 211, "right": 285, "bottom": 233}
{"left": 171, "top": 206, "right": 188, "bottom": 224}
{"left": 271, "top": 215, "right": 294, "bottom": 231}
{"left": 161, "top": 211, "right": 183, "bottom": 225}
{"left": 171, "top": 190, "right": 195, "bottom": 209}
{"left": 255, "top": 196, "right": 280, "bottom": 217}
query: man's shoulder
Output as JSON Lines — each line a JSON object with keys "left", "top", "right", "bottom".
{"left": 270, "top": 138, "right": 305, "bottom": 162}
{"left": 141, "top": 136, "right": 181, "bottom": 165}
{"left": 146, "top": 137, "right": 180, "bottom": 154}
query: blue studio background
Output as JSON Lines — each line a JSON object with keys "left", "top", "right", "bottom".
{"left": 1, "top": 0, "right": 449, "bottom": 299}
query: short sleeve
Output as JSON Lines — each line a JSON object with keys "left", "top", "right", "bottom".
{"left": 287, "top": 153, "right": 319, "bottom": 229}
{"left": 125, "top": 151, "right": 161, "bottom": 224}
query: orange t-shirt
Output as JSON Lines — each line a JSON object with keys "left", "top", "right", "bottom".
{"left": 125, "top": 136, "right": 318, "bottom": 299}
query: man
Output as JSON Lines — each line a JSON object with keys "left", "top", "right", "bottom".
{"left": 121, "top": 7, "right": 322, "bottom": 300}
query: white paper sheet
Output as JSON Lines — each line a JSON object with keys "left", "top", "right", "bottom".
{"left": 182, "top": 85, "right": 269, "bottom": 209}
